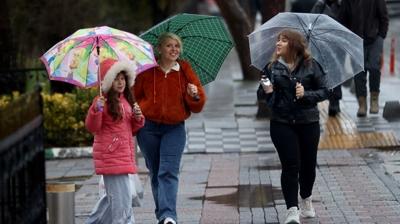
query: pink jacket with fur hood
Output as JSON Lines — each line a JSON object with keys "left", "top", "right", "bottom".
{"left": 85, "top": 95, "right": 144, "bottom": 175}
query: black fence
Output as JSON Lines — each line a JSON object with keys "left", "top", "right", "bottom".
{"left": 0, "top": 89, "right": 46, "bottom": 224}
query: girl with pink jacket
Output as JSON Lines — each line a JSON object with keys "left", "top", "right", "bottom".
{"left": 85, "top": 59, "right": 144, "bottom": 224}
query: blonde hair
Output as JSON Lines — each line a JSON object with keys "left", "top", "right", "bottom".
{"left": 270, "top": 29, "right": 312, "bottom": 66}
{"left": 157, "top": 32, "right": 183, "bottom": 55}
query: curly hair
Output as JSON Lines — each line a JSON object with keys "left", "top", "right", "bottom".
{"left": 270, "top": 29, "right": 312, "bottom": 67}
{"left": 107, "top": 71, "right": 136, "bottom": 121}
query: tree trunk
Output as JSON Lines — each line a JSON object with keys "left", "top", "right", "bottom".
{"left": 254, "top": 0, "right": 285, "bottom": 118}
{"left": 216, "top": 0, "right": 286, "bottom": 118}
{"left": 214, "top": 0, "right": 260, "bottom": 81}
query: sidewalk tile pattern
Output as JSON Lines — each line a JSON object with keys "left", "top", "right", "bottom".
{"left": 68, "top": 149, "right": 400, "bottom": 223}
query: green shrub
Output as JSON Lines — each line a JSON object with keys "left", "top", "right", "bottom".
{"left": 0, "top": 91, "right": 20, "bottom": 108}
{"left": 1, "top": 88, "right": 100, "bottom": 147}
{"left": 42, "top": 88, "right": 98, "bottom": 147}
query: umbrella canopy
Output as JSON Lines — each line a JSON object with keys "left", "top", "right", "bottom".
{"left": 40, "top": 26, "right": 157, "bottom": 88}
{"left": 140, "top": 13, "right": 234, "bottom": 85}
{"left": 249, "top": 12, "right": 364, "bottom": 89}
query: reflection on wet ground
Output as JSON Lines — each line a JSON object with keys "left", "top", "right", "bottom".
{"left": 238, "top": 184, "right": 282, "bottom": 208}
{"left": 190, "top": 184, "right": 283, "bottom": 208}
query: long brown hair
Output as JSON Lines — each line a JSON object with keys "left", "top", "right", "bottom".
{"left": 270, "top": 29, "right": 312, "bottom": 67}
{"left": 107, "top": 71, "right": 136, "bottom": 121}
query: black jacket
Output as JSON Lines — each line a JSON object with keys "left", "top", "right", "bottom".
{"left": 338, "top": 0, "right": 388, "bottom": 44}
{"left": 257, "top": 59, "right": 329, "bottom": 124}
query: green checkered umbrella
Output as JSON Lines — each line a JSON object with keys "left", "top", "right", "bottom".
{"left": 140, "top": 13, "right": 234, "bottom": 85}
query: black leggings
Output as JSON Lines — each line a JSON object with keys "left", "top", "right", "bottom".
{"left": 270, "top": 121, "right": 320, "bottom": 209}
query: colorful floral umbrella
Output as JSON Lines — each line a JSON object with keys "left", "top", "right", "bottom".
{"left": 140, "top": 13, "right": 234, "bottom": 85}
{"left": 40, "top": 26, "right": 157, "bottom": 89}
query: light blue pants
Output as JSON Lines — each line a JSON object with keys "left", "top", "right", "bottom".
{"left": 86, "top": 174, "right": 134, "bottom": 224}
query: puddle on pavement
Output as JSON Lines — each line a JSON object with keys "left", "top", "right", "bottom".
{"left": 190, "top": 184, "right": 282, "bottom": 208}
{"left": 238, "top": 184, "right": 282, "bottom": 207}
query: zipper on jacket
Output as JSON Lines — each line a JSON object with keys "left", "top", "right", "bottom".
{"left": 108, "top": 136, "right": 119, "bottom": 152}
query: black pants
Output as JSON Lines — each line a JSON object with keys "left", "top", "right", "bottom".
{"left": 270, "top": 121, "right": 320, "bottom": 209}
{"left": 355, "top": 37, "right": 384, "bottom": 97}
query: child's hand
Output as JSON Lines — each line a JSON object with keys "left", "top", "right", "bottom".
{"left": 96, "top": 96, "right": 105, "bottom": 112}
{"left": 133, "top": 102, "right": 143, "bottom": 121}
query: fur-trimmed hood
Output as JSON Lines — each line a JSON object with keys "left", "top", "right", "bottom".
{"left": 100, "top": 59, "right": 137, "bottom": 93}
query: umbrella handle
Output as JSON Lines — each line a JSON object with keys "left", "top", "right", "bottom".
{"left": 98, "top": 60, "right": 102, "bottom": 97}
{"left": 96, "top": 37, "right": 102, "bottom": 97}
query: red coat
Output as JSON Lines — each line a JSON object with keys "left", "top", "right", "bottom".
{"left": 134, "top": 60, "right": 206, "bottom": 124}
{"left": 85, "top": 95, "right": 144, "bottom": 175}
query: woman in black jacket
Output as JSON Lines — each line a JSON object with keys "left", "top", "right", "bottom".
{"left": 257, "top": 29, "right": 329, "bottom": 224}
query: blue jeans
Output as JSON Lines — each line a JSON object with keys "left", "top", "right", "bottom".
{"left": 137, "top": 120, "right": 186, "bottom": 222}
{"left": 86, "top": 174, "right": 134, "bottom": 224}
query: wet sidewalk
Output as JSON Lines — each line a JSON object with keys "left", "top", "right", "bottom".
{"left": 134, "top": 150, "right": 400, "bottom": 224}
{"left": 47, "top": 148, "right": 400, "bottom": 224}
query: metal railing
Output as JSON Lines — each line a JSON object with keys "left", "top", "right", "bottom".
{"left": 0, "top": 89, "right": 47, "bottom": 224}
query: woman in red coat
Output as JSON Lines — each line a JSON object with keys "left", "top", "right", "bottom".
{"left": 85, "top": 59, "right": 144, "bottom": 224}
{"left": 134, "top": 32, "right": 206, "bottom": 224}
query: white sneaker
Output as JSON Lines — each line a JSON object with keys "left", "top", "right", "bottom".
{"left": 163, "top": 217, "right": 176, "bottom": 224}
{"left": 284, "top": 206, "right": 300, "bottom": 224}
{"left": 300, "top": 196, "right": 316, "bottom": 218}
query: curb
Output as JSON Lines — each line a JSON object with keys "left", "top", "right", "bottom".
{"left": 45, "top": 147, "right": 92, "bottom": 160}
